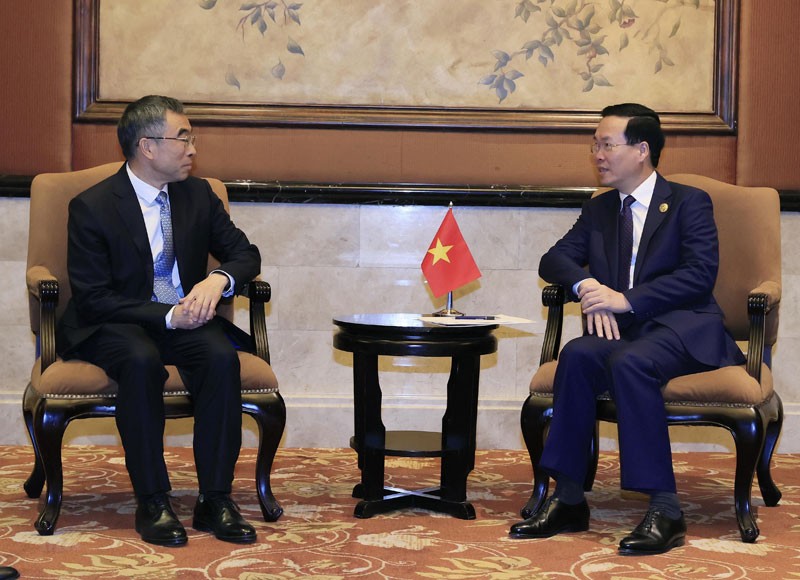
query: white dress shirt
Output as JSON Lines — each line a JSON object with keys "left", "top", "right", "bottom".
{"left": 620, "top": 170, "right": 657, "bottom": 289}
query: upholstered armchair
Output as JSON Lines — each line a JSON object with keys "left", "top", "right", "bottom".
{"left": 520, "top": 174, "right": 783, "bottom": 543}
{"left": 24, "top": 162, "right": 285, "bottom": 535}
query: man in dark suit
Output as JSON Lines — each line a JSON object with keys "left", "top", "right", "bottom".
{"left": 58, "top": 95, "right": 261, "bottom": 546}
{"left": 509, "top": 103, "right": 745, "bottom": 555}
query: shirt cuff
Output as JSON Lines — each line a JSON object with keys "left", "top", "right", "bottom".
{"left": 573, "top": 278, "right": 590, "bottom": 297}
{"left": 165, "top": 305, "right": 177, "bottom": 330}
{"left": 210, "top": 269, "right": 235, "bottom": 297}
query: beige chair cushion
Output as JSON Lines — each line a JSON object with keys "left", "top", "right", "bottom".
{"left": 530, "top": 360, "right": 773, "bottom": 406}
{"left": 31, "top": 352, "right": 278, "bottom": 397}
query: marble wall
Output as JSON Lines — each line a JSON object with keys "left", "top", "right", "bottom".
{"left": 2, "top": 198, "right": 798, "bottom": 453}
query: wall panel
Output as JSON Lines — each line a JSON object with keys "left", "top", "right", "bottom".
{"left": 71, "top": 126, "right": 738, "bottom": 188}
{"left": 0, "top": 1, "right": 796, "bottom": 189}
{"left": 736, "top": 0, "right": 800, "bottom": 187}
{"left": 0, "top": 0, "right": 72, "bottom": 174}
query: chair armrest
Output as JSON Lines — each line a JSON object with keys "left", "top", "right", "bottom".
{"left": 26, "top": 266, "right": 59, "bottom": 372}
{"left": 750, "top": 281, "right": 781, "bottom": 312}
{"left": 241, "top": 280, "right": 271, "bottom": 303}
{"left": 26, "top": 265, "right": 57, "bottom": 298}
{"left": 242, "top": 280, "right": 272, "bottom": 364}
{"left": 539, "top": 280, "right": 776, "bottom": 383}
{"left": 540, "top": 284, "right": 566, "bottom": 365}
{"left": 746, "top": 292, "right": 770, "bottom": 382}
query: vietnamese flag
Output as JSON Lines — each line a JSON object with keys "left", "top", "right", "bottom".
{"left": 421, "top": 208, "right": 482, "bottom": 297}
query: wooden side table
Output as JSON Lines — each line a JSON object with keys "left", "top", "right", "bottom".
{"left": 333, "top": 313, "right": 498, "bottom": 519}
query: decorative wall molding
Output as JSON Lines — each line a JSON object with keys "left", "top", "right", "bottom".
{"left": 2, "top": 176, "right": 799, "bottom": 210}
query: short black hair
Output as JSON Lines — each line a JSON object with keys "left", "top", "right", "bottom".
{"left": 601, "top": 103, "right": 665, "bottom": 168}
{"left": 117, "top": 95, "right": 185, "bottom": 160}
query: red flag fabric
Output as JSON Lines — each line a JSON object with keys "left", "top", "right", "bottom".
{"left": 421, "top": 208, "right": 482, "bottom": 297}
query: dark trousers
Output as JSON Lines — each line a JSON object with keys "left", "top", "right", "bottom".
{"left": 75, "top": 318, "right": 242, "bottom": 497}
{"left": 540, "top": 321, "right": 712, "bottom": 495}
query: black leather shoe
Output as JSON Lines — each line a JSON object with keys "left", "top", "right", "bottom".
{"left": 509, "top": 497, "right": 590, "bottom": 538}
{"left": 0, "top": 566, "right": 19, "bottom": 580}
{"left": 193, "top": 494, "right": 257, "bottom": 544}
{"left": 135, "top": 494, "right": 187, "bottom": 547}
{"left": 618, "top": 509, "right": 686, "bottom": 555}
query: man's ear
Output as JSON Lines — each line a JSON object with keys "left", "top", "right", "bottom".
{"left": 138, "top": 137, "right": 156, "bottom": 161}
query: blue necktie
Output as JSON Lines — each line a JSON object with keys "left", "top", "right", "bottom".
{"left": 152, "top": 191, "right": 180, "bottom": 305}
{"left": 617, "top": 195, "right": 636, "bottom": 291}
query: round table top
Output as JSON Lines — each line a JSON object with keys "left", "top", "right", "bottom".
{"left": 333, "top": 312, "right": 497, "bottom": 331}
{"left": 332, "top": 313, "right": 498, "bottom": 356}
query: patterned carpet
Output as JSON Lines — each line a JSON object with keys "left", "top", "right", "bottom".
{"left": 1, "top": 445, "right": 799, "bottom": 579}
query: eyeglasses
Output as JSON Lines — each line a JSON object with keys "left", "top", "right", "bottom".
{"left": 590, "top": 141, "right": 633, "bottom": 154}
{"left": 144, "top": 134, "right": 197, "bottom": 148}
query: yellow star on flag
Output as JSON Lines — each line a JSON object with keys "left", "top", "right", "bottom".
{"left": 427, "top": 238, "right": 453, "bottom": 265}
{"left": 421, "top": 208, "right": 482, "bottom": 297}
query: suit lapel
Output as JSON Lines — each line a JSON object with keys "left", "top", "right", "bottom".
{"left": 633, "top": 173, "right": 672, "bottom": 284}
{"left": 112, "top": 169, "right": 153, "bottom": 273}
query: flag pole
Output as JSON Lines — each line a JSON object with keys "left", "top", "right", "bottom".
{"left": 432, "top": 290, "right": 463, "bottom": 317}
{"left": 437, "top": 290, "right": 463, "bottom": 317}
{"left": 432, "top": 202, "right": 464, "bottom": 317}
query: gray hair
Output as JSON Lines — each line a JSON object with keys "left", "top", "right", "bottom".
{"left": 117, "top": 95, "right": 185, "bottom": 160}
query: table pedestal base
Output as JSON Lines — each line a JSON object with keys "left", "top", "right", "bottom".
{"left": 333, "top": 314, "right": 497, "bottom": 521}
{"left": 352, "top": 483, "right": 476, "bottom": 519}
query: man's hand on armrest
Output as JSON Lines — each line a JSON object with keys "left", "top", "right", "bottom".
{"left": 577, "top": 278, "right": 633, "bottom": 341}
{"left": 177, "top": 272, "right": 229, "bottom": 326}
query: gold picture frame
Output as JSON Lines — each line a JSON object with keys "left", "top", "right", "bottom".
{"left": 75, "top": 0, "right": 737, "bottom": 133}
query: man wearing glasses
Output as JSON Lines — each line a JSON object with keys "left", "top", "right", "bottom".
{"left": 58, "top": 95, "right": 261, "bottom": 546}
{"left": 509, "top": 103, "right": 745, "bottom": 555}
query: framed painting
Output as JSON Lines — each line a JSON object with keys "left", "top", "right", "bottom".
{"left": 75, "top": 0, "right": 737, "bottom": 132}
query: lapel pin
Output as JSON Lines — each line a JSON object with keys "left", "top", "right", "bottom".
{"left": 659, "top": 203, "right": 669, "bottom": 213}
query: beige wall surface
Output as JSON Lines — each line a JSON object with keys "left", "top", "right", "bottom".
{"left": 2, "top": 198, "right": 800, "bottom": 455}
{"left": 0, "top": 1, "right": 798, "bottom": 454}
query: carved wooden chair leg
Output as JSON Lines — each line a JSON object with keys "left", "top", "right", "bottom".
{"left": 22, "top": 385, "right": 46, "bottom": 499}
{"left": 32, "top": 400, "right": 69, "bottom": 536}
{"left": 520, "top": 396, "right": 551, "bottom": 519}
{"left": 758, "top": 394, "right": 783, "bottom": 507}
{"left": 584, "top": 424, "right": 600, "bottom": 492}
{"left": 729, "top": 409, "right": 764, "bottom": 543}
{"left": 244, "top": 392, "right": 286, "bottom": 522}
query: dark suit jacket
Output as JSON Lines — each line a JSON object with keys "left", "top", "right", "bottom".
{"left": 57, "top": 164, "right": 261, "bottom": 355}
{"left": 539, "top": 172, "right": 744, "bottom": 368}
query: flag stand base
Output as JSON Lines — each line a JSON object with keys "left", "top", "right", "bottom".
{"left": 431, "top": 291, "right": 463, "bottom": 317}
{"left": 431, "top": 307, "right": 463, "bottom": 317}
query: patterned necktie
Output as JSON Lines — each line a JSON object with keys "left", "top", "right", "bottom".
{"left": 617, "top": 194, "right": 636, "bottom": 291}
{"left": 152, "top": 191, "right": 180, "bottom": 305}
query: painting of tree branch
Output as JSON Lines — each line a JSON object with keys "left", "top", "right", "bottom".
{"left": 81, "top": 0, "right": 735, "bottom": 131}
{"left": 482, "top": 0, "right": 710, "bottom": 103}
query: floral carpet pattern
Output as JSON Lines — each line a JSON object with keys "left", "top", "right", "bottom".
{"left": 1, "top": 446, "right": 799, "bottom": 579}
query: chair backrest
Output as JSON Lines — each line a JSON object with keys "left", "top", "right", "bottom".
{"left": 666, "top": 174, "right": 781, "bottom": 345}
{"left": 588, "top": 175, "right": 781, "bottom": 344}
{"left": 27, "top": 162, "right": 234, "bottom": 334}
